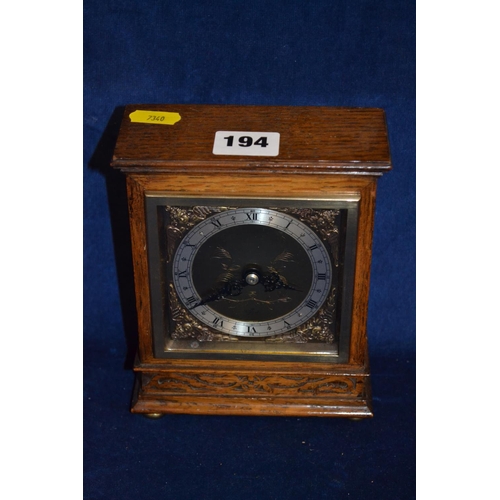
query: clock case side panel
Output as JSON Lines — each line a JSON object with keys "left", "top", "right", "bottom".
{"left": 125, "top": 176, "right": 155, "bottom": 360}
{"left": 349, "top": 178, "right": 378, "bottom": 366}
{"left": 145, "top": 195, "right": 359, "bottom": 364}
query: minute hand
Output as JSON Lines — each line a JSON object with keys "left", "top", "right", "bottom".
{"left": 190, "top": 278, "right": 248, "bottom": 309}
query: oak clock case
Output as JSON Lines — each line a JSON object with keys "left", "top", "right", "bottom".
{"left": 110, "top": 104, "right": 392, "bottom": 418}
{"left": 146, "top": 196, "right": 359, "bottom": 363}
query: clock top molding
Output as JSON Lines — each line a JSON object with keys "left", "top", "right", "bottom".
{"left": 111, "top": 104, "right": 391, "bottom": 174}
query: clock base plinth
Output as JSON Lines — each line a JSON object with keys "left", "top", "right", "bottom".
{"left": 130, "top": 367, "right": 373, "bottom": 418}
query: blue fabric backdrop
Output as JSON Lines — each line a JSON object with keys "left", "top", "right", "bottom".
{"left": 84, "top": 1, "right": 415, "bottom": 498}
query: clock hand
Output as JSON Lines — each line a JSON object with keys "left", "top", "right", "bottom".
{"left": 242, "top": 266, "right": 300, "bottom": 292}
{"left": 190, "top": 268, "right": 301, "bottom": 309}
{"left": 261, "top": 271, "right": 302, "bottom": 293}
{"left": 190, "top": 278, "right": 248, "bottom": 308}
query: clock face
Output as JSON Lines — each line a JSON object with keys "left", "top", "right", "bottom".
{"left": 172, "top": 208, "right": 332, "bottom": 337}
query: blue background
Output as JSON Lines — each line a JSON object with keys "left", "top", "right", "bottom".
{"left": 84, "top": 1, "right": 415, "bottom": 498}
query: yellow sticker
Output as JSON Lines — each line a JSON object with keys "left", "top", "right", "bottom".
{"left": 129, "top": 110, "right": 181, "bottom": 125}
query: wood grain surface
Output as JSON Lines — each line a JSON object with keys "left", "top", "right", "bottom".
{"left": 112, "top": 104, "right": 391, "bottom": 173}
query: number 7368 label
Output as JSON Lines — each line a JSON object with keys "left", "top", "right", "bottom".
{"left": 212, "top": 131, "right": 280, "bottom": 156}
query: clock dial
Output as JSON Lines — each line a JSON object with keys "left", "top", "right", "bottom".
{"left": 172, "top": 208, "right": 332, "bottom": 337}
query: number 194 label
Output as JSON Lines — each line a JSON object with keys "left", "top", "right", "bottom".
{"left": 212, "top": 131, "right": 280, "bottom": 156}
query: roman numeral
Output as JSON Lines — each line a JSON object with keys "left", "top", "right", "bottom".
{"left": 305, "top": 299, "right": 318, "bottom": 309}
{"left": 211, "top": 219, "right": 222, "bottom": 228}
{"left": 212, "top": 317, "right": 223, "bottom": 327}
{"left": 247, "top": 326, "right": 257, "bottom": 333}
{"left": 246, "top": 212, "right": 258, "bottom": 221}
{"left": 317, "top": 273, "right": 326, "bottom": 280}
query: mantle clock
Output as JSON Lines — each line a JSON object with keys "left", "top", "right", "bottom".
{"left": 110, "top": 104, "right": 391, "bottom": 418}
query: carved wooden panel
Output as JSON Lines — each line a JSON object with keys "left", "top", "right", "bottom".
{"left": 140, "top": 372, "right": 367, "bottom": 399}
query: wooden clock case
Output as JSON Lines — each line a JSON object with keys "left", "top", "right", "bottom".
{"left": 110, "top": 104, "right": 391, "bottom": 418}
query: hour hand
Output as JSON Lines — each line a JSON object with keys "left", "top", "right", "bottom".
{"left": 261, "top": 271, "right": 301, "bottom": 293}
